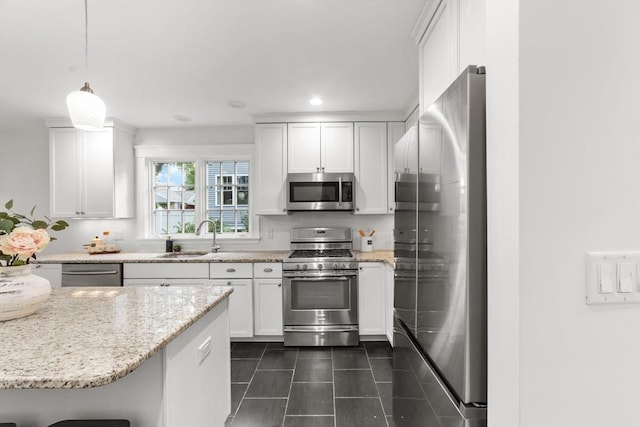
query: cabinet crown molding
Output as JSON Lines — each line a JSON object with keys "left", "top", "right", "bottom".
{"left": 252, "top": 110, "right": 405, "bottom": 124}
{"left": 43, "top": 117, "right": 137, "bottom": 135}
{"left": 411, "top": 0, "right": 443, "bottom": 44}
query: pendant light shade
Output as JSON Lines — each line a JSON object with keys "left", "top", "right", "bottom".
{"left": 67, "top": 0, "right": 105, "bottom": 131}
{"left": 67, "top": 82, "right": 106, "bottom": 131}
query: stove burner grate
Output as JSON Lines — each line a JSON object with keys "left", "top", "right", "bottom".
{"left": 289, "top": 249, "right": 354, "bottom": 259}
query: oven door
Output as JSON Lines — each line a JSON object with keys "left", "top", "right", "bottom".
{"left": 283, "top": 270, "right": 358, "bottom": 326}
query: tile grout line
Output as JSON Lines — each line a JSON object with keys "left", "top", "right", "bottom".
{"left": 332, "top": 346, "right": 337, "bottom": 427}
{"left": 280, "top": 348, "right": 297, "bottom": 427}
{"left": 230, "top": 344, "right": 269, "bottom": 425}
{"left": 365, "top": 343, "right": 391, "bottom": 427}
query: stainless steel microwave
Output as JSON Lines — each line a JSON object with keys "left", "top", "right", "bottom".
{"left": 286, "top": 172, "right": 355, "bottom": 211}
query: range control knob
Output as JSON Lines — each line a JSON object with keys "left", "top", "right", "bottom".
{"left": 318, "top": 264, "right": 323, "bottom": 270}
{"left": 333, "top": 263, "right": 339, "bottom": 269}
{"left": 296, "top": 264, "right": 301, "bottom": 270}
{"left": 302, "top": 264, "right": 308, "bottom": 270}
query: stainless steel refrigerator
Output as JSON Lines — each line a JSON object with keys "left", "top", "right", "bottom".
{"left": 393, "top": 65, "right": 487, "bottom": 427}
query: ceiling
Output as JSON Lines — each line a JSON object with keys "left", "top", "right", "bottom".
{"left": 0, "top": 0, "right": 424, "bottom": 129}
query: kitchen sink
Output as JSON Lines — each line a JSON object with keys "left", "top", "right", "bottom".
{"left": 156, "top": 251, "right": 209, "bottom": 259}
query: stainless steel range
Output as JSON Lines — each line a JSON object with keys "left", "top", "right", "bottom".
{"left": 283, "top": 227, "right": 359, "bottom": 346}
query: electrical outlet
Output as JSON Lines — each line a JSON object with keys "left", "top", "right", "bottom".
{"left": 111, "top": 230, "right": 124, "bottom": 241}
{"left": 198, "top": 336, "right": 212, "bottom": 364}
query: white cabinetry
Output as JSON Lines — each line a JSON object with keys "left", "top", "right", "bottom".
{"left": 33, "top": 263, "right": 62, "bottom": 288}
{"left": 384, "top": 263, "right": 394, "bottom": 345}
{"left": 415, "top": 0, "right": 486, "bottom": 113}
{"left": 287, "top": 122, "right": 354, "bottom": 173}
{"left": 387, "top": 122, "right": 405, "bottom": 212}
{"left": 253, "top": 263, "right": 283, "bottom": 336}
{"left": 48, "top": 121, "right": 135, "bottom": 218}
{"left": 123, "top": 263, "right": 209, "bottom": 286}
{"left": 354, "top": 122, "right": 388, "bottom": 214}
{"left": 256, "top": 124, "right": 288, "bottom": 215}
{"left": 358, "top": 263, "right": 387, "bottom": 335}
{"left": 210, "top": 263, "right": 253, "bottom": 338}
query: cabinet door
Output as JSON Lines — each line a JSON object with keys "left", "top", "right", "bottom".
{"left": 419, "top": 0, "right": 459, "bottom": 113}
{"left": 288, "top": 123, "right": 321, "bottom": 173}
{"left": 210, "top": 279, "right": 253, "bottom": 338}
{"left": 459, "top": 0, "right": 486, "bottom": 74}
{"left": 354, "top": 122, "right": 388, "bottom": 214}
{"left": 358, "top": 263, "right": 386, "bottom": 335}
{"left": 387, "top": 122, "right": 405, "bottom": 213}
{"left": 384, "top": 264, "right": 394, "bottom": 345}
{"left": 49, "top": 128, "right": 81, "bottom": 217}
{"left": 253, "top": 278, "right": 283, "bottom": 336}
{"left": 124, "top": 278, "right": 213, "bottom": 286}
{"left": 82, "top": 129, "right": 115, "bottom": 217}
{"left": 321, "top": 122, "right": 354, "bottom": 173}
{"left": 256, "top": 124, "right": 288, "bottom": 215}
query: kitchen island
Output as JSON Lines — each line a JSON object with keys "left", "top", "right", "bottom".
{"left": 0, "top": 285, "right": 233, "bottom": 426}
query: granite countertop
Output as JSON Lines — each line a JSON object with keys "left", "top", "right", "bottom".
{"left": 0, "top": 285, "right": 233, "bottom": 389}
{"left": 35, "top": 250, "right": 395, "bottom": 266}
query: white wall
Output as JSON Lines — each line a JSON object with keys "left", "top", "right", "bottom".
{"left": 0, "top": 122, "right": 392, "bottom": 254}
{"left": 485, "top": 1, "right": 520, "bottom": 426}
{"left": 517, "top": 2, "right": 640, "bottom": 426}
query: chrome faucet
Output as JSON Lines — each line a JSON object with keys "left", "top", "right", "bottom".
{"left": 195, "top": 220, "right": 220, "bottom": 253}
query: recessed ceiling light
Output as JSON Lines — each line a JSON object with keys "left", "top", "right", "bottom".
{"left": 228, "top": 100, "right": 247, "bottom": 109}
{"left": 174, "top": 114, "right": 192, "bottom": 122}
{"left": 309, "top": 97, "right": 323, "bottom": 106}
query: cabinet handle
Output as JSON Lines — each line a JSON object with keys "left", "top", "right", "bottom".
{"left": 75, "top": 211, "right": 80, "bottom": 215}
{"left": 316, "top": 167, "right": 320, "bottom": 172}
{"left": 80, "top": 211, "right": 85, "bottom": 215}
{"left": 359, "top": 267, "right": 363, "bottom": 270}
{"left": 283, "top": 208, "right": 286, "bottom": 212}
{"left": 264, "top": 267, "right": 273, "bottom": 273}
{"left": 227, "top": 281, "right": 232, "bottom": 286}
{"left": 277, "top": 283, "right": 281, "bottom": 287}
{"left": 389, "top": 207, "right": 393, "bottom": 211}
{"left": 356, "top": 207, "right": 360, "bottom": 212}
{"left": 226, "top": 268, "right": 236, "bottom": 273}
{"left": 321, "top": 167, "right": 325, "bottom": 172}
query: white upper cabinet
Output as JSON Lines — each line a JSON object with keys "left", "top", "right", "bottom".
{"left": 255, "top": 123, "right": 288, "bottom": 215}
{"left": 48, "top": 122, "right": 135, "bottom": 218}
{"left": 287, "top": 123, "right": 320, "bottom": 173}
{"left": 354, "top": 122, "right": 388, "bottom": 214}
{"left": 415, "top": 0, "right": 486, "bottom": 112}
{"left": 287, "top": 122, "right": 354, "bottom": 173}
{"left": 387, "top": 122, "right": 405, "bottom": 212}
{"left": 321, "top": 123, "right": 354, "bottom": 173}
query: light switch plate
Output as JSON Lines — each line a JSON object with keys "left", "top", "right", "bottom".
{"left": 586, "top": 251, "right": 640, "bottom": 305}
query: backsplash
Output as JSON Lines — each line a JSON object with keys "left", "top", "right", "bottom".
{"left": 44, "top": 213, "right": 393, "bottom": 255}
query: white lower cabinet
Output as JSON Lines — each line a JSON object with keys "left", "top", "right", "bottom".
{"left": 385, "top": 263, "right": 394, "bottom": 345}
{"left": 210, "top": 279, "right": 253, "bottom": 338}
{"left": 210, "top": 262, "right": 255, "bottom": 338}
{"left": 253, "top": 279, "right": 283, "bottom": 336}
{"left": 253, "top": 263, "right": 284, "bottom": 336}
{"left": 123, "top": 263, "right": 209, "bottom": 287}
{"left": 358, "top": 262, "right": 387, "bottom": 335}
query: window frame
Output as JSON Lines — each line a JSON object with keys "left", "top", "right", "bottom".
{"left": 134, "top": 145, "right": 258, "bottom": 241}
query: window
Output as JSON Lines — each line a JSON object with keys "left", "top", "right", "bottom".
{"left": 206, "top": 161, "right": 250, "bottom": 233}
{"left": 153, "top": 162, "right": 196, "bottom": 234}
{"left": 140, "top": 144, "right": 254, "bottom": 237}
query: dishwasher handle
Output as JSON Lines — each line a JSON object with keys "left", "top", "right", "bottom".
{"left": 62, "top": 270, "right": 120, "bottom": 276}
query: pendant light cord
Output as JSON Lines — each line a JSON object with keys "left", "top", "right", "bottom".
{"left": 84, "top": 0, "right": 89, "bottom": 83}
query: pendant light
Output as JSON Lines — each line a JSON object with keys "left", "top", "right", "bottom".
{"left": 66, "top": 0, "right": 105, "bottom": 131}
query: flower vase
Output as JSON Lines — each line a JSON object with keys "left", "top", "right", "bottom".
{"left": 0, "top": 265, "right": 51, "bottom": 321}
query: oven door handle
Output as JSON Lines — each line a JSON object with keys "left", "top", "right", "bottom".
{"left": 283, "top": 275, "right": 356, "bottom": 281}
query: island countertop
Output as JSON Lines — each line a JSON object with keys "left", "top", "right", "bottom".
{"left": 0, "top": 285, "right": 233, "bottom": 390}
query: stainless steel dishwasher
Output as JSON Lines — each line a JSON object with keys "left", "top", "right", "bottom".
{"left": 61, "top": 264, "right": 123, "bottom": 287}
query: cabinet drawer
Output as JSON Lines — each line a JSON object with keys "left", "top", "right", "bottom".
{"left": 124, "top": 263, "right": 209, "bottom": 279}
{"left": 253, "top": 263, "right": 282, "bottom": 278}
{"left": 210, "top": 263, "right": 253, "bottom": 278}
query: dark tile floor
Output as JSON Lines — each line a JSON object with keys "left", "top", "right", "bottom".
{"left": 226, "top": 341, "right": 394, "bottom": 427}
